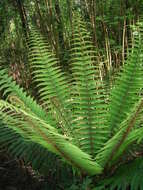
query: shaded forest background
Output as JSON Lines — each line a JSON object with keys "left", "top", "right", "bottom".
{"left": 1, "top": 0, "right": 143, "bottom": 89}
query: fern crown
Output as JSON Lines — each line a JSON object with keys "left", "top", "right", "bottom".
{"left": 0, "top": 15, "right": 143, "bottom": 177}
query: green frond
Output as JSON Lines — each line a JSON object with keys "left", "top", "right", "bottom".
{"left": 110, "top": 122, "right": 143, "bottom": 163}
{"left": 0, "top": 99, "right": 102, "bottom": 175}
{"left": 0, "top": 68, "right": 55, "bottom": 127}
{"left": 28, "top": 28, "right": 74, "bottom": 137}
{"left": 96, "top": 157, "right": 143, "bottom": 190}
{"left": 0, "top": 123, "right": 66, "bottom": 176}
{"left": 70, "top": 13, "right": 109, "bottom": 157}
{"left": 96, "top": 98, "right": 143, "bottom": 167}
{"left": 109, "top": 25, "right": 143, "bottom": 133}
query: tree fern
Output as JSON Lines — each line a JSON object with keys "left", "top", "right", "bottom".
{"left": 0, "top": 15, "right": 143, "bottom": 181}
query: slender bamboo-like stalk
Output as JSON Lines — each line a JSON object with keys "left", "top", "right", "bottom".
{"left": 122, "top": 18, "right": 126, "bottom": 65}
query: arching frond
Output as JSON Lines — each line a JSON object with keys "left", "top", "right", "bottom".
{"left": 0, "top": 68, "right": 55, "bottom": 127}
{"left": 0, "top": 100, "right": 102, "bottom": 175}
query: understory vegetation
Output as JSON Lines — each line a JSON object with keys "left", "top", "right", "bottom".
{"left": 1, "top": 1, "right": 143, "bottom": 189}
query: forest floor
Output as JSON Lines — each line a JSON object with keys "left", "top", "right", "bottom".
{"left": 0, "top": 151, "right": 46, "bottom": 190}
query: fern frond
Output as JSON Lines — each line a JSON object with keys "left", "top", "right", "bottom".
{"left": 0, "top": 100, "right": 102, "bottom": 175}
{"left": 94, "top": 23, "right": 143, "bottom": 168}
{"left": 110, "top": 123, "right": 143, "bottom": 163}
{"left": 109, "top": 25, "right": 143, "bottom": 133}
{"left": 0, "top": 68, "right": 55, "bottom": 127}
{"left": 96, "top": 157, "right": 143, "bottom": 190}
{"left": 70, "top": 13, "right": 109, "bottom": 157}
{"left": 0, "top": 123, "right": 66, "bottom": 176}
{"left": 96, "top": 98, "right": 143, "bottom": 167}
{"left": 28, "top": 29, "right": 74, "bottom": 137}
